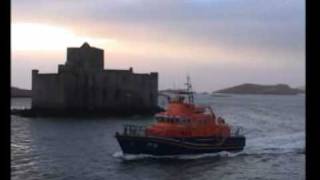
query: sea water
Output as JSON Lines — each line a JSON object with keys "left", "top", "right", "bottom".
{"left": 11, "top": 94, "right": 305, "bottom": 180}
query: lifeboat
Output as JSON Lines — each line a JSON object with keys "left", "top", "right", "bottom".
{"left": 115, "top": 76, "right": 245, "bottom": 155}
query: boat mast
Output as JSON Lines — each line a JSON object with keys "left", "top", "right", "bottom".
{"left": 185, "top": 75, "right": 194, "bottom": 104}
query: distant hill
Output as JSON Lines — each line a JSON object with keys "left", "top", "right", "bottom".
{"left": 11, "top": 87, "right": 31, "bottom": 97}
{"left": 159, "top": 89, "right": 186, "bottom": 93}
{"left": 214, "top": 83, "right": 304, "bottom": 95}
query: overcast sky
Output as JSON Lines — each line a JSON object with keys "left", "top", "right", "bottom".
{"left": 11, "top": 0, "right": 305, "bottom": 92}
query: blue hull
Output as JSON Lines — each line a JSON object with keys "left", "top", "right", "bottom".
{"left": 115, "top": 134, "right": 245, "bottom": 155}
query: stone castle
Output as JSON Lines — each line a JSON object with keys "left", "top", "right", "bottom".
{"left": 31, "top": 43, "right": 159, "bottom": 114}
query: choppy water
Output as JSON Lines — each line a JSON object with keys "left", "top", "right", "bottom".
{"left": 11, "top": 94, "right": 305, "bottom": 180}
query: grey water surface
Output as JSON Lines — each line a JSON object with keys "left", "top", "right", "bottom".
{"left": 11, "top": 94, "right": 305, "bottom": 180}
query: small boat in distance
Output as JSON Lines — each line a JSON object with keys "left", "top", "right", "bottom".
{"left": 115, "top": 76, "right": 246, "bottom": 156}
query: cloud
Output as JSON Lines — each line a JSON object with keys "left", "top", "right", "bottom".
{"left": 12, "top": 0, "right": 304, "bottom": 53}
{"left": 11, "top": 0, "right": 305, "bottom": 91}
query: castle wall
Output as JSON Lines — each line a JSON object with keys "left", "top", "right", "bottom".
{"left": 102, "top": 70, "right": 158, "bottom": 110}
{"left": 32, "top": 69, "right": 158, "bottom": 110}
{"left": 32, "top": 70, "right": 65, "bottom": 109}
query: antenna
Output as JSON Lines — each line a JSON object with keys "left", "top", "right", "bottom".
{"left": 185, "top": 74, "right": 194, "bottom": 104}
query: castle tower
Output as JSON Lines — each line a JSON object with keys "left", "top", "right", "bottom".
{"left": 65, "top": 42, "right": 104, "bottom": 71}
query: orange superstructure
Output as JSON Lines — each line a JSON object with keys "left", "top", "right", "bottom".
{"left": 146, "top": 84, "right": 231, "bottom": 138}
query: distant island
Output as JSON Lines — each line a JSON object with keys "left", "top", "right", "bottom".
{"left": 214, "top": 83, "right": 304, "bottom": 95}
{"left": 11, "top": 87, "right": 31, "bottom": 97}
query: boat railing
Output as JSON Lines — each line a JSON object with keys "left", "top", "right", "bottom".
{"left": 230, "top": 126, "right": 244, "bottom": 137}
{"left": 121, "top": 124, "right": 147, "bottom": 136}
{"left": 119, "top": 124, "right": 245, "bottom": 137}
